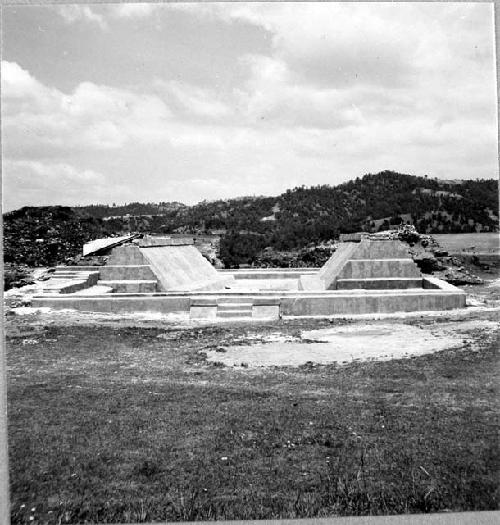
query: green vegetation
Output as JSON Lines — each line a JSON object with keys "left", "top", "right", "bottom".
{"left": 74, "top": 201, "right": 186, "bottom": 219}
{"left": 3, "top": 207, "right": 110, "bottom": 267}
{"left": 75, "top": 171, "right": 498, "bottom": 242}
{"left": 3, "top": 171, "right": 498, "bottom": 267}
{"left": 7, "top": 316, "right": 499, "bottom": 523}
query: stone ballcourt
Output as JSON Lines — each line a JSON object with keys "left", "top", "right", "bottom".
{"left": 32, "top": 236, "right": 466, "bottom": 319}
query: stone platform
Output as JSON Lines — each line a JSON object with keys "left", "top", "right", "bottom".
{"left": 32, "top": 276, "right": 465, "bottom": 319}
{"left": 32, "top": 239, "right": 467, "bottom": 319}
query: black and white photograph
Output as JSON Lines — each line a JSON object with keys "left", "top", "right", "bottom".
{"left": 2, "top": 2, "right": 499, "bottom": 524}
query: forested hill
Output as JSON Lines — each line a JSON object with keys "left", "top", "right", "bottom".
{"left": 4, "top": 171, "right": 498, "bottom": 267}
{"left": 75, "top": 170, "right": 498, "bottom": 239}
{"left": 74, "top": 201, "right": 186, "bottom": 219}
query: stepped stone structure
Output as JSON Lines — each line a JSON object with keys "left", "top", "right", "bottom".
{"left": 298, "top": 240, "right": 422, "bottom": 292}
{"left": 32, "top": 236, "right": 466, "bottom": 319}
{"left": 58, "top": 239, "right": 233, "bottom": 294}
{"left": 41, "top": 268, "right": 100, "bottom": 294}
{"left": 306, "top": 239, "right": 423, "bottom": 290}
{"left": 80, "top": 244, "right": 158, "bottom": 294}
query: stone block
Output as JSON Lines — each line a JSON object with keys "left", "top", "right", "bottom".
{"left": 252, "top": 305, "right": 280, "bottom": 319}
{"left": 336, "top": 278, "right": 423, "bottom": 289}
{"left": 190, "top": 306, "right": 217, "bottom": 319}
{"left": 99, "top": 265, "right": 156, "bottom": 280}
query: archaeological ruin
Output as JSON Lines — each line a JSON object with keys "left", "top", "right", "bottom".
{"left": 31, "top": 234, "right": 466, "bottom": 318}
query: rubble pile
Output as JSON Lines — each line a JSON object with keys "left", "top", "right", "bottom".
{"left": 4, "top": 265, "right": 35, "bottom": 291}
{"left": 3, "top": 206, "right": 109, "bottom": 267}
{"left": 366, "top": 224, "right": 437, "bottom": 247}
{"left": 3, "top": 267, "right": 55, "bottom": 305}
{"left": 67, "top": 255, "right": 109, "bottom": 266}
{"left": 347, "top": 225, "right": 485, "bottom": 285}
{"left": 438, "top": 267, "right": 483, "bottom": 286}
{"left": 391, "top": 226, "right": 484, "bottom": 285}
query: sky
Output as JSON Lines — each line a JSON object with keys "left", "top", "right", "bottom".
{"left": 1, "top": 2, "right": 498, "bottom": 211}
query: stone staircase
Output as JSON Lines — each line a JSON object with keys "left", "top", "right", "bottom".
{"left": 216, "top": 301, "right": 253, "bottom": 318}
{"left": 97, "top": 280, "right": 158, "bottom": 293}
{"left": 45, "top": 259, "right": 159, "bottom": 294}
{"left": 106, "top": 245, "right": 149, "bottom": 265}
{"left": 190, "top": 297, "right": 280, "bottom": 320}
{"left": 97, "top": 264, "right": 158, "bottom": 293}
{"left": 335, "top": 257, "right": 423, "bottom": 289}
{"left": 307, "top": 240, "right": 426, "bottom": 291}
{"left": 42, "top": 268, "right": 100, "bottom": 294}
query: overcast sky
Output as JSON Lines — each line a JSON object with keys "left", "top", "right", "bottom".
{"left": 2, "top": 2, "right": 498, "bottom": 211}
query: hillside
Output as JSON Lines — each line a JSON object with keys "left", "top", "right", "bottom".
{"left": 74, "top": 171, "right": 498, "bottom": 238}
{"left": 3, "top": 171, "right": 498, "bottom": 268}
{"left": 3, "top": 206, "right": 110, "bottom": 266}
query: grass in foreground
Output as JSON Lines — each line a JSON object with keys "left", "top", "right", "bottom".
{"left": 6, "top": 316, "right": 499, "bottom": 523}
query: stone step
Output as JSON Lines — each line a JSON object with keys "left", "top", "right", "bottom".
{"left": 52, "top": 272, "right": 94, "bottom": 279}
{"left": 42, "top": 279, "right": 89, "bottom": 294}
{"left": 350, "top": 240, "right": 411, "bottom": 259}
{"left": 217, "top": 302, "right": 253, "bottom": 311}
{"left": 43, "top": 271, "right": 100, "bottom": 294}
{"left": 98, "top": 280, "right": 158, "bottom": 293}
{"left": 53, "top": 268, "right": 95, "bottom": 273}
{"left": 51, "top": 274, "right": 87, "bottom": 279}
{"left": 215, "top": 296, "right": 259, "bottom": 304}
{"left": 339, "top": 259, "right": 421, "bottom": 279}
{"left": 99, "top": 265, "right": 156, "bottom": 280}
{"left": 217, "top": 310, "right": 253, "bottom": 318}
{"left": 55, "top": 265, "right": 101, "bottom": 272}
{"left": 107, "top": 245, "right": 148, "bottom": 265}
{"left": 336, "top": 278, "right": 423, "bottom": 290}
{"left": 216, "top": 300, "right": 254, "bottom": 318}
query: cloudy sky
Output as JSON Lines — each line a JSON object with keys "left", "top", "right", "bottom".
{"left": 2, "top": 2, "right": 498, "bottom": 211}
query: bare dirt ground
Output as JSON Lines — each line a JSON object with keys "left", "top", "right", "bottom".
{"left": 206, "top": 319, "right": 498, "bottom": 368}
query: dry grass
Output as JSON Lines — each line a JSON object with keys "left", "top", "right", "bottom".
{"left": 6, "top": 313, "right": 499, "bottom": 523}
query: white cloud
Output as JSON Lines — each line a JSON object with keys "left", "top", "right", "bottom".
{"left": 56, "top": 5, "right": 107, "bottom": 30}
{"left": 1, "top": 61, "right": 173, "bottom": 155}
{"left": 159, "top": 80, "right": 231, "bottom": 119}
{"left": 2, "top": 160, "right": 108, "bottom": 210}
{"left": 2, "top": 60, "right": 44, "bottom": 99}
{"left": 236, "top": 54, "right": 364, "bottom": 129}
{"left": 169, "top": 3, "right": 495, "bottom": 89}
{"left": 2, "top": 61, "right": 247, "bottom": 160}
{"left": 56, "top": 3, "right": 162, "bottom": 27}
{"left": 161, "top": 2, "right": 497, "bottom": 144}
{"left": 2, "top": 3, "right": 497, "bottom": 211}
{"left": 111, "top": 3, "right": 159, "bottom": 18}
{"left": 10, "top": 160, "right": 103, "bottom": 183}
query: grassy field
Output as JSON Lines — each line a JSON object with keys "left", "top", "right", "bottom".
{"left": 6, "top": 314, "right": 499, "bottom": 524}
{"left": 432, "top": 233, "right": 499, "bottom": 253}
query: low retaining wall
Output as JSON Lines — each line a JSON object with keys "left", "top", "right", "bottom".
{"left": 280, "top": 290, "right": 465, "bottom": 316}
{"left": 32, "top": 278, "right": 465, "bottom": 317}
{"left": 32, "top": 295, "right": 192, "bottom": 314}
{"left": 222, "top": 269, "right": 317, "bottom": 280}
